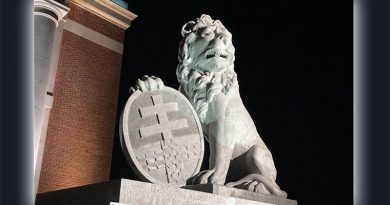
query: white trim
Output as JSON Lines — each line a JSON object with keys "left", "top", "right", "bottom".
{"left": 34, "top": 0, "right": 70, "bottom": 25}
{"left": 47, "top": 19, "right": 66, "bottom": 95}
{"left": 33, "top": 1, "right": 69, "bottom": 197}
{"left": 64, "top": 19, "right": 124, "bottom": 54}
{"left": 34, "top": 12, "right": 58, "bottom": 25}
{"left": 69, "top": 0, "right": 137, "bottom": 29}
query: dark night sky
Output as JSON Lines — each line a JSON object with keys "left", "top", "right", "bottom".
{"left": 110, "top": 1, "right": 352, "bottom": 204}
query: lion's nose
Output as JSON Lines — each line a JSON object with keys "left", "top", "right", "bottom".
{"left": 214, "top": 35, "right": 227, "bottom": 49}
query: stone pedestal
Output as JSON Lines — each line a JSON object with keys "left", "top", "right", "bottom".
{"left": 184, "top": 184, "right": 297, "bottom": 205}
{"left": 36, "top": 179, "right": 297, "bottom": 205}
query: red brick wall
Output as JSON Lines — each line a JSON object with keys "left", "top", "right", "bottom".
{"left": 38, "top": 4, "right": 124, "bottom": 193}
{"left": 67, "top": 1, "right": 124, "bottom": 42}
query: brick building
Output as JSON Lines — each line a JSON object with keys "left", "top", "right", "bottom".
{"left": 33, "top": 0, "right": 137, "bottom": 196}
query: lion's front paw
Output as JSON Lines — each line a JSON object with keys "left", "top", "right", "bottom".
{"left": 130, "top": 75, "right": 164, "bottom": 93}
{"left": 192, "top": 169, "right": 225, "bottom": 185}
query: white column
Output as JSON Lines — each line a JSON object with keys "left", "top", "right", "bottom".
{"left": 33, "top": 0, "right": 69, "bottom": 195}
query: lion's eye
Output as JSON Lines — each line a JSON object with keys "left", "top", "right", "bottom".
{"left": 201, "top": 31, "right": 214, "bottom": 38}
{"left": 198, "top": 26, "right": 216, "bottom": 38}
{"left": 203, "top": 32, "right": 212, "bottom": 36}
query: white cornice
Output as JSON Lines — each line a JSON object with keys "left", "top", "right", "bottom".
{"left": 34, "top": 0, "right": 70, "bottom": 25}
{"left": 69, "top": 0, "right": 138, "bottom": 29}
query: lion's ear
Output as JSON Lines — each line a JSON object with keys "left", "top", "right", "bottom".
{"left": 181, "top": 21, "right": 196, "bottom": 37}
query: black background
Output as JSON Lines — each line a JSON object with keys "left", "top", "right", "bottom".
{"left": 110, "top": 1, "right": 352, "bottom": 205}
{"left": 2, "top": 0, "right": 390, "bottom": 205}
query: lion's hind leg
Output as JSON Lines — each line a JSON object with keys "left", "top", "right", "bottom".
{"left": 226, "top": 145, "right": 287, "bottom": 198}
{"left": 226, "top": 174, "right": 287, "bottom": 197}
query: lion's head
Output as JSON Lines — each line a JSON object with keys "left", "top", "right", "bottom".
{"left": 176, "top": 15, "right": 238, "bottom": 122}
{"left": 178, "top": 14, "right": 235, "bottom": 72}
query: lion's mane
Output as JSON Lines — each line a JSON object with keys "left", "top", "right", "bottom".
{"left": 176, "top": 15, "right": 238, "bottom": 122}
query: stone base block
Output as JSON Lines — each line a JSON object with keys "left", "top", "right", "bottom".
{"left": 183, "top": 184, "right": 297, "bottom": 205}
{"left": 36, "top": 179, "right": 297, "bottom": 205}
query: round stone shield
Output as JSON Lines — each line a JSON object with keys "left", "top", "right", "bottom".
{"left": 120, "top": 86, "right": 204, "bottom": 186}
